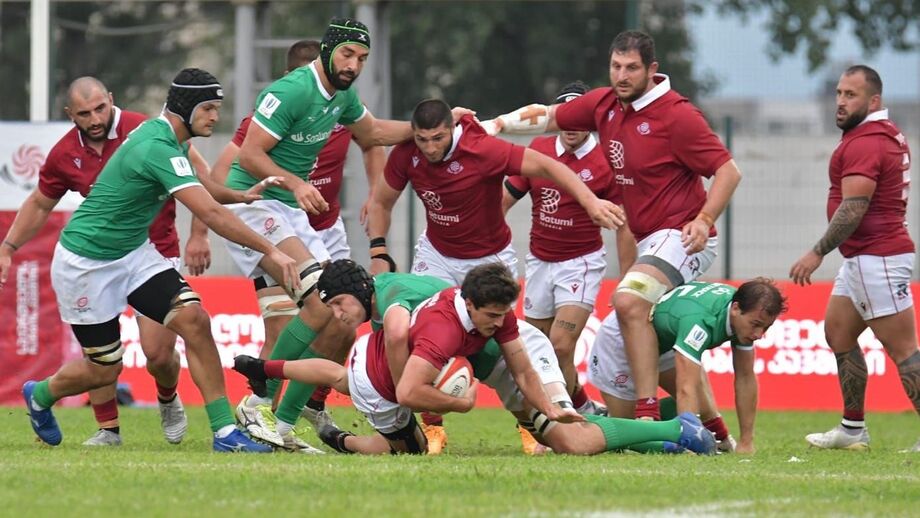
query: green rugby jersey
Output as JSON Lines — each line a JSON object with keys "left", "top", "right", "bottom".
{"left": 225, "top": 62, "right": 366, "bottom": 207}
{"left": 60, "top": 117, "right": 199, "bottom": 260}
{"left": 652, "top": 281, "right": 752, "bottom": 364}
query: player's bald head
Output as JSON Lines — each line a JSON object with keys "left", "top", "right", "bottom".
{"left": 66, "top": 77, "right": 108, "bottom": 106}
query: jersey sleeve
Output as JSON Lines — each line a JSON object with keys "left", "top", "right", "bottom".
{"left": 251, "top": 88, "right": 299, "bottom": 141}
{"left": 143, "top": 143, "right": 201, "bottom": 194}
{"left": 476, "top": 135, "right": 525, "bottom": 178}
{"left": 670, "top": 104, "right": 733, "bottom": 178}
{"left": 504, "top": 175, "right": 530, "bottom": 199}
{"left": 338, "top": 92, "right": 368, "bottom": 126}
{"left": 493, "top": 312, "right": 521, "bottom": 344}
{"left": 839, "top": 136, "right": 883, "bottom": 181}
{"left": 37, "top": 150, "right": 68, "bottom": 199}
{"left": 670, "top": 317, "right": 718, "bottom": 365}
{"left": 383, "top": 144, "right": 412, "bottom": 191}
{"left": 231, "top": 115, "right": 253, "bottom": 147}
{"left": 410, "top": 313, "right": 463, "bottom": 371}
{"left": 554, "top": 88, "right": 606, "bottom": 131}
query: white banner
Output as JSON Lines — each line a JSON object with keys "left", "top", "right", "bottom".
{"left": 0, "top": 122, "right": 84, "bottom": 211}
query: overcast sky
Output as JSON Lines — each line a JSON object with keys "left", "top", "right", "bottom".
{"left": 690, "top": 6, "right": 920, "bottom": 100}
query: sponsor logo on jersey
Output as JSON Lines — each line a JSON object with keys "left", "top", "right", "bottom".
{"left": 684, "top": 324, "right": 708, "bottom": 351}
{"left": 615, "top": 174, "right": 634, "bottom": 185}
{"left": 310, "top": 176, "right": 332, "bottom": 187}
{"left": 420, "top": 191, "right": 443, "bottom": 211}
{"left": 447, "top": 160, "right": 463, "bottom": 175}
{"left": 636, "top": 121, "right": 651, "bottom": 135}
{"left": 578, "top": 168, "right": 593, "bottom": 182}
{"left": 290, "top": 129, "right": 332, "bottom": 144}
{"left": 608, "top": 140, "right": 625, "bottom": 169}
{"left": 257, "top": 94, "right": 282, "bottom": 119}
{"left": 170, "top": 157, "right": 194, "bottom": 177}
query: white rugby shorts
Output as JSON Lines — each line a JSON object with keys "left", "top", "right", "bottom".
{"left": 587, "top": 311, "right": 675, "bottom": 401}
{"left": 637, "top": 228, "right": 717, "bottom": 284}
{"left": 52, "top": 240, "right": 175, "bottom": 324}
{"left": 223, "top": 199, "right": 331, "bottom": 279}
{"left": 317, "top": 216, "right": 351, "bottom": 261}
{"left": 347, "top": 334, "right": 414, "bottom": 434}
{"left": 832, "top": 252, "right": 915, "bottom": 320}
{"left": 410, "top": 233, "right": 518, "bottom": 286}
{"left": 523, "top": 248, "right": 606, "bottom": 319}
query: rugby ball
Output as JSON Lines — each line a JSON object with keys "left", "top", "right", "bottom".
{"left": 433, "top": 357, "right": 473, "bottom": 398}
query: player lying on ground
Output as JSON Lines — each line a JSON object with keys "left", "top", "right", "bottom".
{"left": 589, "top": 278, "right": 788, "bottom": 454}
{"left": 234, "top": 261, "right": 717, "bottom": 455}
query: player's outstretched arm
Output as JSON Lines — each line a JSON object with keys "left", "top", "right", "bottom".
{"left": 500, "top": 337, "right": 584, "bottom": 423}
{"left": 174, "top": 185, "right": 300, "bottom": 291}
{"left": 732, "top": 348, "right": 758, "bottom": 454}
{"left": 520, "top": 148, "right": 625, "bottom": 230}
{"left": 348, "top": 111, "right": 412, "bottom": 147}
{"left": 0, "top": 189, "right": 59, "bottom": 287}
{"left": 395, "top": 356, "right": 477, "bottom": 414}
{"left": 482, "top": 104, "right": 562, "bottom": 136}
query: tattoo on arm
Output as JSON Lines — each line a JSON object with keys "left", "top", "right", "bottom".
{"left": 813, "top": 196, "right": 870, "bottom": 256}
{"left": 554, "top": 320, "right": 577, "bottom": 332}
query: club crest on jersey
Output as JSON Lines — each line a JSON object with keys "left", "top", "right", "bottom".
{"left": 420, "top": 191, "right": 443, "bottom": 211}
{"left": 684, "top": 325, "right": 708, "bottom": 351}
{"left": 73, "top": 157, "right": 82, "bottom": 169}
{"left": 540, "top": 187, "right": 561, "bottom": 214}
{"left": 447, "top": 160, "right": 463, "bottom": 175}
{"left": 578, "top": 169, "right": 593, "bottom": 182}
{"left": 636, "top": 122, "right": 651, "bottom": 135}
{"left": 412, "top": 156, "right": 420, "bottom": 168}
{"left": 608, "top": 140, "right": 625, "bottom": 169}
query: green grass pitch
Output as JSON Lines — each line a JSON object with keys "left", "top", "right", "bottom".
{"left": 1, "top": 406, "right": 918, "bottom": 516}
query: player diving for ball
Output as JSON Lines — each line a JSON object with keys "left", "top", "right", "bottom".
{"left": 233, "top": 261, "right": 717, "bottom": 455}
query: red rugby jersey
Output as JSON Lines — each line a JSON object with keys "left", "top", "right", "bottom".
{"left": 555, "top": 75, "right": 732, "bottom": 242}
{"left": 384, "top": 115, "right": 525, "bottom": 259}
{"left": 506, "top": 134, "right": 619, "bottom": 261}
{"left": 827, "top": 110, "right": 914, "bottom": 257}
{"left": 365, "top": 287, "right": 519, "bottom": 402}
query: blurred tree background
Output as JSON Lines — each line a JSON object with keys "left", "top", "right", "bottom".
{"left": 3, "top": 0, "right": 915, "bottom": 123}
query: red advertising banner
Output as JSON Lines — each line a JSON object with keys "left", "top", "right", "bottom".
{"left": 3, "top": 274, "right": 917, "bottom": 412}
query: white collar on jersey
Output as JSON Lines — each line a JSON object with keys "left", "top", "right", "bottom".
{"left": 631, "top": 74, "right": 671, "bottom": 112}
{"left": 442, "top": 123, "right": 465, "bottom": 162}
{"left": 555, "top": 133, "right": 598, "bottom": 159}
{"left": 859, "top": 108, "right": 889, "bottom": 126}
{"left": 77, "top": 106, "right": 123, "bottom": 148}
{"left": 453, "top": 290, "right": 476, "bottom": 333}
{"left": 310, "top": 61, "right": 335, "bottom": 101}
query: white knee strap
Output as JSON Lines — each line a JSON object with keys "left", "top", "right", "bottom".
{"left": 617, "top": 271, "right": 669, "bottom": 304}
{"left": 258, "top": 294, "right": 299, "bottom": 319}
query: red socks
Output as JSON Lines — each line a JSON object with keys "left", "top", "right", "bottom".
{"left": 635, "top": 397, "right": 660, "bottom": 420}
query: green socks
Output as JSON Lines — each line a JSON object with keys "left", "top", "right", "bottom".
{"left": 31, "top": 379, "right": 57, "bottom": 409}
{"left": 584, "top": 414, "right": 682, "bottom": 450}
{"left": 266, "top": 317, "right": 318, "bottom": 398}
{"left": 204, "top": 396, "right": 236, "bottom": 433}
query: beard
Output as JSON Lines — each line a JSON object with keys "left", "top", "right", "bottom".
{"left": 78, "top": 112, "right": 115, "bottom": 143}
{"left": 836, "top": 105, "right": 869, "bottom": 131}
{"left": 616, "top": 75, "right": 651, "bottom": 104}
{"left": 329, "top": 64, "right": 358, "bottom": 90}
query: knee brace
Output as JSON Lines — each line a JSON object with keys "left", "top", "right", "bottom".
{"left": 380, "top": 414, "right": 427, "bottom": 454}
{"left": 72, "top": 318, "right": 124, "bottom": 366}
{"left": 616, "top": 271, "right": 669, "bottom": 305}
{"left": 163, "top": 287, "right": 202, "bottom": 326}
{"left": 258, "top": 294, "right": 299, "bottom": 319}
